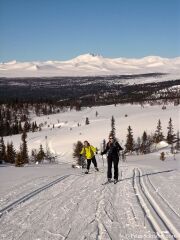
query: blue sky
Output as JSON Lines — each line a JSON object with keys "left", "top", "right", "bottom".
{"left": 0, "top": 0, "right": 179, "bottom": 61}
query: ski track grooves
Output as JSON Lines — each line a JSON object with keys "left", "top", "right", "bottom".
{"left": 95, "top": 185, "right": 113, "bottom": 240}
{"left": 133, "top": 168, "right": 180, "bottom": 240}
{"left": 146, "top": 175, "right": 180, "bottom": 220}
{"left": 0, "top": 174, "right": 70, "bottom": 219}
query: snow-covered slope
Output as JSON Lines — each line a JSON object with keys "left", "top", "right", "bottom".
{"left": 0, "top": 53, "right": 180, "bottom": 78}
{"left": 0, "top": 103, "right": 180, "bottom": 240}
{"left": 3, "top": 103, "right": 179, "bottom": 163}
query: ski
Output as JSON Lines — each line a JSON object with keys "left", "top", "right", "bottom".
{"left": 82, "top": 169, "right": 103, "bottom": 175}
{"left": 82, "top": 171, "right": 102, "bottom": 175}
{"left": 102, "top": 179, "right": 119, "bottom": 185}
{"left": 102, "top": 181, "right": 110, "bottom": 185}
{"left": 102, "top": 179, "right": 113, "bottom": 185}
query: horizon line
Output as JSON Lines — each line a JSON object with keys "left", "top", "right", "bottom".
{"left": 1, "top": 53, "right": 180, "bottom": 63}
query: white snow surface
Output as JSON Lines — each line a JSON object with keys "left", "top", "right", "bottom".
{"left": 0, "top": 103, "right": 180, "bottom": 240}
{"left": 0, "top": 54, "right": 180, "bottom": 80}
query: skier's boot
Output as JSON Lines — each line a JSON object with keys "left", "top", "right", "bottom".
{"left": 114, "top": 179, "right": 118, "bottom": 184}
{"left": 108, "top": 178, "right": 112, "bottom": 183}
{"left": 95, "top": 167, "right": 99, "bottom": 172}
{"left": 85, "top": 170, "right": 89, "bottom": 174}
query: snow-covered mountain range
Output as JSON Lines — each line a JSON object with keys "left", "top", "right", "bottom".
{"left": 0, "top": 53, "right": 180, "bottom": 78}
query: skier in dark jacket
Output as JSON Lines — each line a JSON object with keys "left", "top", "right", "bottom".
{"left": 101, "top": 135, "right": 123, "bottom": 184}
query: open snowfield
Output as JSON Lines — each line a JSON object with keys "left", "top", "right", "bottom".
{"left": 0, "top": 103, "right": 180, "bottom": 240}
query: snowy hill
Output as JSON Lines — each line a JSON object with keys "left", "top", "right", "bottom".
{"left": 0, "top": 104, "right": 180, "bottom": 240}
{"left": 3, "top": 103, "right": 179, "bottom": 161}
{"left": 0, "top": 53, "right": 180, "bottom": 79}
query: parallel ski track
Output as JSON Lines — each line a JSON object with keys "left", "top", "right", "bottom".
{"left": 146, "top": 174, "right": 180, "bottom": 220}
{"left": 0, "top": 174, "right": 70, "bottom": 219}
{"left": 133, "top": 168, "right": 180, "bottom": 240}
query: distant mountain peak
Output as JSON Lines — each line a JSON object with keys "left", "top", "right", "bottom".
{"left": 70, "top": 53, "right": 103, "bottom": 62}
{"left": 0, "top": 54, "right": 180, "bottom": 78}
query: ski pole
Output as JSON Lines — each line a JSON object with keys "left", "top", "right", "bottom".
{"left": 102, "top": 155, "right": 105, "bottom": 172}
{"left": 81, "top": 156, "right": 83, "bottom": 174}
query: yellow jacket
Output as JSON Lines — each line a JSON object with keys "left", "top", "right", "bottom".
{"left": 80, "top": 145, "right": 97, "bottom": 159}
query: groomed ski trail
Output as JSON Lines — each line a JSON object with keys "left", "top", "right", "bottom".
{"left": 133, "top": 168, "right": 180, "bottom": 240}
{"left": 0, "top": 167, "right": 156, "bottom": 240}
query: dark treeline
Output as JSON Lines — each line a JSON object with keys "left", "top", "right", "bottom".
{"left": 0, "top": 75, "right": 179, "bottom": 105}
{"left": 0, "top": 100, "right": 70, "bottom": 137}
{"left": 0, "top": 105, "right": 40, "bottom": 137}
{"left": 0, "top": 133, "right": 54, "bottom": 166}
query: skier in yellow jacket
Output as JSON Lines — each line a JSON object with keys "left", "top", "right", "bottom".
{"left": 80, "top": 141, "right": 99, "bottom": 174}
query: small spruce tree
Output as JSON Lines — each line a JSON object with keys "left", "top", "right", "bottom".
{"left": 154, "top": 119, "right": 164, "bottom": 143}
{"left": 31, "top": 149, "right": 37, "bottom": 162}
{"left": 125, "top": 126, "right": 134, "bottom": 153}
{"left": 15, "top": 152, "right": 24, "bottom": 167}
{"left": 21, "top": 130, "right": 29, "bottom": 164}
{"left": 36, "top": 144, "right": 45, "bottom": 162}
{"left": 166, "top": 118, "right": 175, "bottom": 144}
{"left": 175, "top": 131, "right": 180, "bottom": 150}
{"left": 6, "top": 142, "right": 16, "bottom": 164}
{"left": 23, "top": 121, "right": 30, "bottom": 132}
{"left": 140, "top": 131, "right": 148, "bottom": 154}
{"left": 0, "top": 137, "right": 6, "bottom": 163}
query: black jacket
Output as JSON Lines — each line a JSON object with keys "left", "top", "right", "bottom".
{"left": 101, "top": 140, "right": 123, "bottom": 159}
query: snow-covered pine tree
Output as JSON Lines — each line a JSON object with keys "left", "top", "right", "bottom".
{"left": 23, "top": 121, "right": 30, "bottom": 132}
{"left": 21, "top": 130, "right": 29, "bottom": 164}
{"left": 0, "top": 137, "right": 6, "bottom": 163}
{"left": 32, "top": 122, "right": 37, "bottom": 132}
{"left": 15, "top": 152, "right": 24, "bottom": 167}
{"left": 6, "top": 142, "right": 16, "bottom": 164}
{"left": 175, "top": 131, "right": 180, "bottom": 150}
{"left": 125, "top": 126, "right": 134, "bottom": 153}
{"left": 166, "top": 118, "right": 175, "bottom": 144}
{"left": 4, "top": 120, "right": 10, "bottom": 136}
{"left": 154, "top": 119, "right": 164, "bottom": 143}
{"left": 36, "top": 144, "right": 45, "bottom": 162}
{"left": 140, "top": 131, "right": 148, "bottom": 154}
{"left": 31, "top": 149, "right": 37, "bottom": 162}
{"left": 110, "top": 115, "right": 116, "bottom": 138}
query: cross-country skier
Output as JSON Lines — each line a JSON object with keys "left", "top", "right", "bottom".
{"left": 80, "top": 141, "right": 99, "bottom": 174}
{"left": 101, "top": 135, "right": 123, "bottom": 184}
